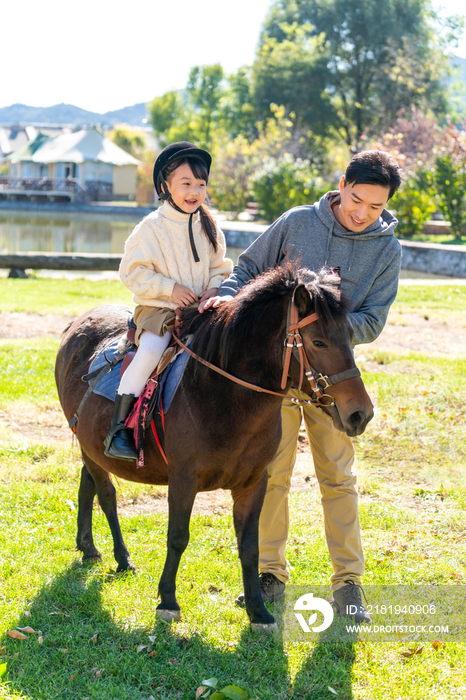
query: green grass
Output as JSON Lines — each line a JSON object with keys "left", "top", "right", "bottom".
{"left": 1, "top": 281, "right": 466, "bottom": 698}
{"left": 0, "top": 278, "right": 132, "bottom": 315}
{"left": 0, "top": 338, "right": 59, "bottom": 407}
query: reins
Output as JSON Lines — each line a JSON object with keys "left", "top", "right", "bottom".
{"left": 173, "top": 292, "right": 361, "bottom": 408}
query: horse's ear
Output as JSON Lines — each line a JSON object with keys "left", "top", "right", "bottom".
{"left": 294, "top": 284, "right": 312, "bottom": 316}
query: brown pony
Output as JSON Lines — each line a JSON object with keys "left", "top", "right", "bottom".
{"left": 55, "top": 265, "right": 373, "bottom": 631}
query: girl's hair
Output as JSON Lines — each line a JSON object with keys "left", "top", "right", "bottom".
{"left": 163, "top": 156, "right": 218, "bottom": 251}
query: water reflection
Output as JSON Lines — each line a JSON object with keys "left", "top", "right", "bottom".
{"left": 0, "top": 211, "right": 136, "bottom": 255}
{"left": 0, "top": 210, "right": 459, "bottom": 279}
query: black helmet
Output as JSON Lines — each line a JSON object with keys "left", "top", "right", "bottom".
{"left": 152, "top": 141, "right": 212, "bottom": 197}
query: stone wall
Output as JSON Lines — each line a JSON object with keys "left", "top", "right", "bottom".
{"left": 400, "top": 240, "right": 466, "bottom": 278}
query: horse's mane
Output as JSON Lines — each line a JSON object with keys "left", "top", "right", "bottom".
{"left": 179, "top": 264, "right": 349, "bottom": 371}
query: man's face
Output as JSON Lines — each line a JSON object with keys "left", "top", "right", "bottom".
{"left": 335, "top": 176, "right": 390, "bottom": 232}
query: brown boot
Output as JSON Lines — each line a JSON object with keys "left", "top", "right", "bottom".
{"left": 104, "top": 393, "right": 137, "bottom": 461}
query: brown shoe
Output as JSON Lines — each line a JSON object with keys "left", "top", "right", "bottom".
{"left": 235, "top": 572, "right": 286, "bottom": 607}
{"left": 332, "top": 581, "right": 372, "bottom": 623}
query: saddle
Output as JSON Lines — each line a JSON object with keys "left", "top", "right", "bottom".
{"left": 79, "top": 315, "right": 191, "bottom": 469}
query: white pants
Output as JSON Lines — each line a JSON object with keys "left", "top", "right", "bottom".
{"left": 117, "top": 330, "right": 171, "bottom": 397}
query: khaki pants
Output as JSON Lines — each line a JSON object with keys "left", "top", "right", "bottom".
{"left": 258, "top": 387, "right": 364, "bottom": 592}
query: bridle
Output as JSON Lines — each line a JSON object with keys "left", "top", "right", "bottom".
{"left": 280, "top": 288, "right": 361, "bottom": 405}
{"left": 173, "top": 292, "right": 361, "bottom": 408}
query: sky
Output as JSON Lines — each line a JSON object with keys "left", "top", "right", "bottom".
{"left": 2, "top": 0, "right": 466, "bottom": 115}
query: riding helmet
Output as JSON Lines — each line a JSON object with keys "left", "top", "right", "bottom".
{"left": 152, "top": 142, "right": 212, "bottom": 198}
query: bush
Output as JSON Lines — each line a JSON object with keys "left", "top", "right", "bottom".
{"left": 390, "top": 169, "right": 436, "bottom": 237}
{"left": 250, "top": 154, "right": 327, "bottom": 221}
{"left": 434, "top": 153, "right": 466, "bottom": 239}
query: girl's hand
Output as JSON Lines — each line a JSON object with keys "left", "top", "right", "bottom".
{"left": 172, "top": 283, "right": 198, "bottom": 307}
{"left": 199, "top": 294, "right": 233, "bottom": 313}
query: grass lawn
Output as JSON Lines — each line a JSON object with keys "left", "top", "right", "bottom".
{"left": 0, "top": 280, "right": 465, "bottom": 699}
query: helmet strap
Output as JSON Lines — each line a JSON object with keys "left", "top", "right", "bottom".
{"left": 158, "top": 173, "right": 200, "bottom": 263}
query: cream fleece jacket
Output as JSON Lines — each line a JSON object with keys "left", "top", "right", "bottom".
{"left": 119, "top": 201, "right": 233, "bottom": 309}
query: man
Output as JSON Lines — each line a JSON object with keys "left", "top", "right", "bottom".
{"left": 200, "top": 149, "right": 402, "bottom": 622}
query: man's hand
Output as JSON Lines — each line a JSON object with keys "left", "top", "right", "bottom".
{"left": 199, "top": 287, "right": 218, "bottom": 304}
{"left": 198, "top": 294, "right": 234, "bottom": 313}
{"left": 172, "top": 283, "right": 198, "bottom": 307}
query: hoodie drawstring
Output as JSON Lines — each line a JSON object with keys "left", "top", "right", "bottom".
{"left": 324, "top": 221, "right": 334, "bottom": 267}
{"left": 348, "top": 238, "right": 355, "bottom": 272}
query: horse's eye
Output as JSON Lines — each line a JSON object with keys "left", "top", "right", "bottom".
{"left": 313, "top": 340, "right": 327, "bottom": 348}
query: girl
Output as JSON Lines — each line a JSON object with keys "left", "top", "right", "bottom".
{"left": 104, "top": 142, "right": 233, "bottom": 461}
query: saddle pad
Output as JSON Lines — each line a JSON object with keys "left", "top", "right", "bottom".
{"left": 88, "top": 337, "right": 124, "bottom": 402}
{"left": 87, "top": 337, "right": 191, "bottom": 411}
{"left": 159, "top": 345, "right": 190, "bottom": 412}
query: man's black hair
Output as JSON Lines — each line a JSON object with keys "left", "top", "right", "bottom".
{"left": 344, "top": 150, "right": 402, "bottom": 200}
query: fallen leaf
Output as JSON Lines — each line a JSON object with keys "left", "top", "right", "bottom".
{"left": 69, "top": 673, "right": 77, "bottom": 681}
{"left": 148, "top": 635, "right": 156, "bottom": 643}
{"left": 148, "top": 650, "right": 158, "bottom": 658}
{"left": 59, "top": 648, "right": 69, "bottom": 654}
{"left": 91, "top": 633, "right": 99, "bottom": 644}
{"left": 167, "top": 658, "right": 177, "bottom": 665}
{"left": 17, "top": 627, "right": 37, "bottom": 634}
{"left": 432, "top": 640, "right": 444, "bottom": 650}
{"left": 92, "top": 668, "right": 103, "bottom": 679}
{"left": 0, "top": 647, "right": 6, "bottom": 655}
{"left": 202, "top": 678, "right": 219, "bottom": 688}
{"left": 219, "top": 686, "right": 248, "bottom": 700}
{"left": 7, "top": 630, "right": 27, "bottom": 641}
{"left": 208, "top": 585, "right": 223, "bottom": 593}
{"left": 24, "top": 611, "right": 31, "bottom": 619}
{"left": 196, "top": 687, "right": 208, "bottom": 699}
{"left": 328, "top": 688, "right": 338, "bottom": 696}
{"left": 66, "top": 499, "right": 76, "bottom": 511}
{"left": 0, "top": 663, "right": 7, "bottom": 679}
{"left": 137, "top": 645, "right": 148, "bottom": 654}
{"left": 401, "top": 646, "right": 424, "bottom": 658}
{"left": 38, "top": 636, "right": 44, "bottom": 645}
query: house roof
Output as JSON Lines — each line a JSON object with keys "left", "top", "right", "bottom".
{"left": 5, "top": 132, "right": 51, "bottom": 161}
{"left": 7, "top": 127, "right": 140, "bottom": 166}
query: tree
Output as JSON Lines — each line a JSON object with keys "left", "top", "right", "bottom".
{"left": 147, "top": 65, "right": 226, "bottom": 150}
{"left": 186, "top": 64, "right": 224, "bottom": 148}
{"left": 252, "top": 22, "right": 336, "bottom": 141}
{"left": 218, "top": 66, "right": 257, "bottom": 140}
{"left": 259, "top": 0, "right": 463, "bottom": 149}
{"left": 107, "top": 128, "right": 145, "bottom": 158}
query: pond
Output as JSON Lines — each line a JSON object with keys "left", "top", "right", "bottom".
{"left": 0, "top": 209, "right": 457, "bottom": 279}
{"left": 0, "top": 210, "right": 245, "bottom": 265}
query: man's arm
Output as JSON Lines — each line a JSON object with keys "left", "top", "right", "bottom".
{"left": 349, "top": 248, "right": 402, "bottom": 345}
{"left": 217, "top": 213, "right": 291, "bottom": 297}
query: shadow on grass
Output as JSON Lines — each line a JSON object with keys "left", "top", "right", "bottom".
{"left": 292, "top": 622, "right": 357, "bottom": 700}
{"left": 4, "top": 563, "right": 357, "bottom": 699}
{"left": 3, "top": 562, "right": 292, "bottom": 700}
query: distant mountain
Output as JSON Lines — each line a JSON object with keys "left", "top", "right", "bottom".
{"left": 0, "top": 102, "right": 149, "bottom": 127}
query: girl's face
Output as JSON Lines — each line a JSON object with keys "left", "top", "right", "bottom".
{"left": 166, "top": 162, "right": 207, "bottom": 213}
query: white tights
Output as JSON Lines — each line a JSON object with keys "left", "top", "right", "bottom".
{"left": 117, "top": 330, "right": 171, "bottom": 397}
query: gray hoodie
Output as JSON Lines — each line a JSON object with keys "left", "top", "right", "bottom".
{"left": 218, "top": 191, "right": 401, "bottom": 345}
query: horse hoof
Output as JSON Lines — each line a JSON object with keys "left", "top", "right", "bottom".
{"left": 250, "top": 622, "right": 278, "bottom": 634}
{"left": 156, "top": 609, "right": 181, "bottom": 623}
{"left": 116, "top": 562, "right": 136, "bottom": 574}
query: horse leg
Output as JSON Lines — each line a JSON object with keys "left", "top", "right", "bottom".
{"left": 232, "top": 472, "right": 276, "bottom": 629}
{"left": 81, "top": 451, "right": 135, "bottom": 573}
{"left": 156, "top": 476, "right": 197, "bottom": 622}
{"left": 76, "top": 463, "right": 102, "bottom": 562}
